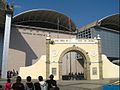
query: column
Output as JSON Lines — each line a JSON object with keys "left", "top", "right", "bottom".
{"left": 1, "top": 5, "right": 13, "bottom": 79}
{"left": 46, "top": 34, "right": 50, "bottom": 79}
{"left": 97, "top": 34, "right": 103, "bottom": 79}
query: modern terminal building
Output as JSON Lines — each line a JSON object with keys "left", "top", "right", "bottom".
{"left": 0, "top": 1, "right": 78, "bottom": 78}
{"left": 77, "top": 14, "right": 120, "bottom": 65}
{"left": 0, "top": 0, "right": 119, "bottom": 79}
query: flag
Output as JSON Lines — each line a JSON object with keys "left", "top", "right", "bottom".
{"left": 68, "top": 17, "right": 72, "bottom": 31}
{"left": 57, "top": 17, "right": 60, "bottom": 38}
{"left": 68, "top": 17, "right": 71, "bottom": 26}
{"left": 57, "top": 17, "right": 59, "bottom": 30}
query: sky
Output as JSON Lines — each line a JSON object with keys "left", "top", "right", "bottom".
{"left": 7, "top": 0, "right": 119, "bottom": 28}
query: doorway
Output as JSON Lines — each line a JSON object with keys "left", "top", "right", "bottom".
{"left": 58, "top": 46, "right": 91, "bottom": 80}
{"left": 62, "top": 52, "right": 85, "bottom": 80}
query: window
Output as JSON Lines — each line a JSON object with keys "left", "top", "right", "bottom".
{"left": 92, "top": 67, "right": 97, "bottom": 75}
{"left": 52, "top": 68, "right": 57, "bottom": 75}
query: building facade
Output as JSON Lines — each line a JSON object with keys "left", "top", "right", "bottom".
{"left": 0, "top": 9, "right": 77, "bottom": 77}
{"left": 77, "top": 14, "right": 120, "bottom": 65}
{"left": 0, "top": 1, "right": 119, "bottom": 79}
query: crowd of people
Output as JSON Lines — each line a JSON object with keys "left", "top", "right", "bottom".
{"left": 62, "top": 72, "right": 84, "bottom": 80}
{"left": 2, "top": 74, "right": 59, "bottom": 90}
{"left": 7, "top": 70, "right": 19, "bottom": 78}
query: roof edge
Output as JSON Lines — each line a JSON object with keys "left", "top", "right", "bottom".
{"left": 78, "top": 13, "right": 119, "bottom": 32}
{"left": 13, "top": 9, "right": 71, "bottom": 19}
{"left": 12, "top": 24, "right": 76, "bottom": 34}
{"left": 98, "top": 13, "right": 119, "bottom": 23}
{"left": 78, "top": 21, "right": 99, "bottom": 32}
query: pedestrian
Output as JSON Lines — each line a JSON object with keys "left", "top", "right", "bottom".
{"left": 12, "top": 76, "right": 25, "bottom": 90}
{"left": 25, "top": 76, "right": 34, "bottom": 90}
{"left": 4, "top": 78, "right": 12, "bottom": 90}
{"left": 16, "top": 71, "right": 18, "bottom": 76}
{"left": 75, "top": 72, "right": 77, "bottom": 80}
{"left": 34, "top": 76, "right": 47, "bottom": 90}
{"left": 34, "top": 76, "right": 41, "bottom": 90}
{"left": 46, "top": 74, "right": 56, "bottom": 90}
{"left": 38, "top": 76, "right": 47, "bottom": 90}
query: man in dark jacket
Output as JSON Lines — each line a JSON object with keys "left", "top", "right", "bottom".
{"left": 12, "top": 76, "right": 25, "bottom": 90}
{"left": 46, "top": 74, "right": 57, "bottom": 90}
{"left": 34, "top": 76, "right": 41, "bottom": 90}
{"left": 34, "top": 82, "right": 41, "bottom": 90}
{"left": 25, "top": 76, "right": 34, "bottom": 90}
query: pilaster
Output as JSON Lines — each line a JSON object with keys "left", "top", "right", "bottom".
{"left": 97, "top": 34, "right": 103, "bottom": 79}
{"left": 46, "top": 34, "right": 50, "bottom": 79}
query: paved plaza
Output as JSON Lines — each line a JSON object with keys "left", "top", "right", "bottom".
{"left": 57, "top": 80, "right": 110, "bottom": 90}
{"left": 0, "top": 78, "right": 117, "bottom": 90}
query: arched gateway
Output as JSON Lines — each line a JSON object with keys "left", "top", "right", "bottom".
{"left": 19, "top": 36, "right": 106, "bottom": 80}
{"left": 45, "top": 36, "right": 103, "bottom": 80}
{"left": 19, "top": 36, "right": 119, "bottom": 80}
{"left": 58, "top": 46, "right": 91, "bottom": 80}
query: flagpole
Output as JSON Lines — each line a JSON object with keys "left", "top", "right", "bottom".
{"left": 57, "top": 18, "right": 59, "bottom": 38}
{"left": 70, "top": 52, "right": 72, "bottom": 79}
{"left": 68, "top": 17, "right": 71, "bottom": 31}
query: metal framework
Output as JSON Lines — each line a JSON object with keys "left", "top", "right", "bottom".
{"left": 78, "top": 14, "right": 120, "bottom": 32}
{"left": 0, "top": 0, "right": 5, "bottom": 28}
{"left": 13, "top": 9, "right": 77, "bottom": 32}
{"left": 99, "top": 14, "right": 120, "bottom": 31}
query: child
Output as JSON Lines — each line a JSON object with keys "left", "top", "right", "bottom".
{"left": 4, "top": 78, "right": 12, "bottom": 90}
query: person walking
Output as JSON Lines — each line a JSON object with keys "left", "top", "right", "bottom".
{"left": 4, "top": 78, "right": 12, "bottom": 90}
{"left": 25, "top": 76, "right": 34, "bottom": 90}
{"left": 12, "top": 76, "right": 25, "bottom": 90}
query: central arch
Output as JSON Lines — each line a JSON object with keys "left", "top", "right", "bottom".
{"left": 58, "top": 46, "right": 91, "bottom": 80}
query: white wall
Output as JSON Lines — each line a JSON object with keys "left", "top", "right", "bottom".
{"left": 19, "top": 55, "right": 46, "bottom": 79}
{"left": 102, "top": 54, "right": 119, "bottom": 79}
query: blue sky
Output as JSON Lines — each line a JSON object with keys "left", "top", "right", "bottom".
{"left": 7, "top": 0, "right": 119, "bottom": 28}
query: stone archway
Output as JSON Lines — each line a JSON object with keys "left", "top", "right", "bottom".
{"left": 58, "top": 45, "right": 91, "bottom": 80}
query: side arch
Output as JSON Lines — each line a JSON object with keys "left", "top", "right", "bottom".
{"left": 58, "top": 45, "right": 91, "bottom": 80}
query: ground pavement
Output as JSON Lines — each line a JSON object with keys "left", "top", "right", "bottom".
{"left": 0, "top": 78, "right": 117, "bottom": 90}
